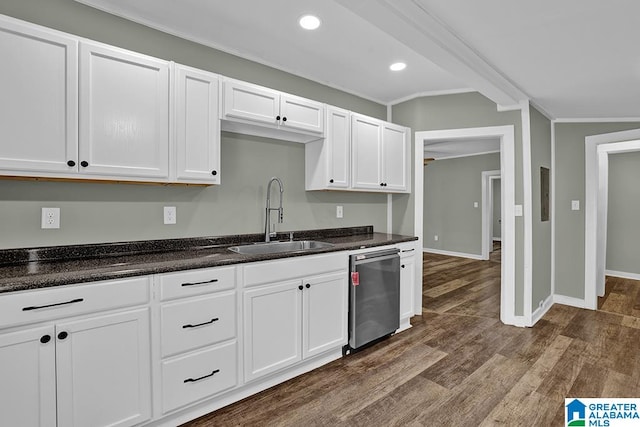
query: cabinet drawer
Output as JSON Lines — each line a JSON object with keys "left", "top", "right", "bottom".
{"left": 243, "top": 253, "right": 346, "bottom": 288}
{"left": 0, "top": 277, "right": 150, "bottom": 329}
{"left": 160, "top": 292, "right": 236, "bottom": 358}
{"left": 161, "top": 341, "right": 237, "bottom": 414}
{"left": 159, "top": 266, "right": 235, "bottom": 301}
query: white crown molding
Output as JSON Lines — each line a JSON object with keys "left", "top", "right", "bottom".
{"left": 553, "top": 117, "right": 640, "bottom": 123}
{"left": 336, "top": 0, "right": 530, "bottom": 108}
{"left": 388, "top": 88, "right": 476, "bottom": 106}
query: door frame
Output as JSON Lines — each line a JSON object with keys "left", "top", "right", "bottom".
{"left": 584, "top": 129, "right": 640, "bottom": 309}
{"left": 415, "top": 125, "right": 517, "bottom": 326}
{"left": 482, "top": 170, "right": 501, "bottom": 260}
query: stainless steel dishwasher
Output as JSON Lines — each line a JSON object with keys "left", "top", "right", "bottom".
{"left": 347, "top": 248, "right": 400, "bottom": 352}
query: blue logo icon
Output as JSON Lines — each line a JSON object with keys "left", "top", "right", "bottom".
{"left": 567, "top": 399, "right": 586, "bottom": 426}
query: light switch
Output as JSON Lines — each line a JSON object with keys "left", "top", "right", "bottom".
{"left": 473, "top": 201, "right": 479, "bottom": 208}
{"left": 336, "top": 206, "right": 343, "bottom": 218}
{"left": 514, "top": 205, "right": 523, "bottom": 217}
{"left": 571, "top": 200, "right": 580, "bottom": 211}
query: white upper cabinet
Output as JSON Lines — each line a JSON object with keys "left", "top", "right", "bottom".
{"left": 351, "top": 113, "right": 410, "bottom": 193}
{"left": 221, "top": 78, "right": 324, "bottom": 142}
{"left": 351, "top": 113, "right": 383, "bottom": 190}
{"left": 0, "top": 16, "right": 78, "bottom": 174}
{"left": 173, "top": 64, "right": 221, "bottom": 184}
{"left": 79, "top": 41, "right": 170, "bottom": 179}
{"left": 305, "top": 106, "right": 350, "bottom": 190}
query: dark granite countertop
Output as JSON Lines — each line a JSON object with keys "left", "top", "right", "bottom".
{"left": 0, "top": 226, "right": 417, "bottom": 294}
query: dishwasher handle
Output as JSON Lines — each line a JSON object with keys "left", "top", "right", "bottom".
{"left": 351, "top": 248, "right": 399, "bottom": 265}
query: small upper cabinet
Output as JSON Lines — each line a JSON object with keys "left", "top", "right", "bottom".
{"left": 0, "top": 16, "right": 78, "bottom": 175}
{"left": 221, "top": 78, "right": 324, "bottom": 142}
{"left": 173, "top": 65, "right": 221, "bottom": 184}
{"left": 382, "top": 122, "right": 409, "bottom": 192}
{"left": 79, "top": 41, "right": 170, "bottom": 179}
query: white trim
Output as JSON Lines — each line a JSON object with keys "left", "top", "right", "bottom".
{"left": 493, "top": 237, "right": 502, "bottom": 242}
{"left": 388, "top": 88, "right": 476, "bottom": 106}
{"left": 415, "top": 125, "right": 517, "bottom": 326}
{"left": 386, "top": 194, "right": 393, "bottom": 233}
{"left": 528, "top": 101, "right": 555, "bottom": 121}
{"left": 554, "top": 117, "right": 640, "bottom": 123}
{"left": 423, "top": 248, "right": 484, "bottom": 261}
{"left": 496, "top": 103, "right": 523, "bottom": 112}
{"left": 413, "top": 127, "right": 425, "bottom": 317}
{"left": 605, "top": 270, "right": 640, "bottom": 281}
{"left": 585, "top": 131, "right": 640, "bottom": 309}
{"left": 482, "top": 170, "right": 501, "bottom": 260}
{"left": 531, "top": 295, "right": 554, "bottom": 325}
{"left": 551, "top": 121, "right": 556, "bottom": 299}
{"left": 425, "top": 149, "right": 500, "bottom": 161}
{"left": 553, "top": 294, "right": 587, "bottom": 309}
{"left": 521, "top": 101, "right": 533, "bottom": 326}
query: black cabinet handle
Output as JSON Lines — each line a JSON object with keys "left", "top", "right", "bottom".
{"left": 276, "top": 115, "right": 281, "bottom": 121}
{"left": 305, "top": 283, "right": 310, "bottom": 289}
{"left": 380, "top": 183, "right": 384, "bottom": 186}
{"left": 402, "top": 249, "right": 415, "bottom": 253}
{"left": 57, "top": 331, "right": 68, "bottom": 340}
{"left": 182, "top": 318, "right": 219, "bottom": 329}
{"left": 67, "top": 160, "right": 76, "bottom": 167}
{"left": 298, "top": 285, "right": 303, "bottom": 290}
{"left": 383, "top": 183, "right": 388, "bottom": 187}
{"left": 184, "top": 369, "right": 220, "bottom": 384}
{"left": 40, "top": 335, "right": 51, "bottom": 344}
{"left": 329, "top": 179, "right": 334, "bottom": 183}
{"left": 401, "top": 265, "right": 405, "bottom": 269}
{"left": 181, "top": 278, "right": 218, "bottom": 287}
{"left": 211, "top": 170, "right": 217, "bottom": 176}
{"left": 23, "top": 298, "right": 84, "bottom": 311}
{"left": 80, "top": 161, "right": 89, "bottom": 167}
{"left": 282, "top": 117, "right": 287, "bottom": 122}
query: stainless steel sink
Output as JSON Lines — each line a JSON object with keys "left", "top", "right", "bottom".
{"left": 228, "top": 240, "right": 334, "bottom": 255}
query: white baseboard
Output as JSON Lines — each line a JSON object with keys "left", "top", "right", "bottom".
{"left": 423, "top": 248, "right": 484, "bottom": 260}
{"left": 605, "top": 270, "right": 640, "bottom": 281}
{"left": 531, "top": 294, "right": 554, "bottom": 325}
{"left": 553, "top": 294, "right": 588, "bottom": 309}
{"left": 492, "top": 237, "right": 502, "bottom": 242}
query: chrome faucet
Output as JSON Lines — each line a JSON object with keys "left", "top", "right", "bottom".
{"left": 264, "top": 177, "right": 284, "bottom": 242}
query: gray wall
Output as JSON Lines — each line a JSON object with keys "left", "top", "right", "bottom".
{"left": 391, "top": 92, "right": 525, "bottom": 316}
{"left": 554, "top": 122, "right": 640, "bottom": 299}
{"left": 493, "top": 178, "right": 501, "bottom": 240}
{"left": 423, "top": 153, "right": 500, "bottom": 256}
{"left": 606, "top": 151, "right": 640, "bottom": 275}
{"left": 0, "top": 0, "right": 388, "bottom": 249}
{"left": 529, "top": 106, "right": 552, "bottom": 309}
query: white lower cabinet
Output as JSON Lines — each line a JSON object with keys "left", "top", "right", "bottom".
{"left": 243, "top": 270, "right": 347, "bottom": 382}
{"left": 0, "top": 290, "right": 151, "bottom": 427}
{"left": 399, "top": 244, "right": 417, "bottom": 322}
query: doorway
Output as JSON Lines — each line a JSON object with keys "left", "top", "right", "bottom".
{"left": 482, "top": 170, "right": 501, "bottom": 260}
{"left": 414, "top": 125, "right": 518, "bottom": 326}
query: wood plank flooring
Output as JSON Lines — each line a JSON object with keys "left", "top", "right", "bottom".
{"left": 184, "top": 246, "right": 640, "bottom": 427}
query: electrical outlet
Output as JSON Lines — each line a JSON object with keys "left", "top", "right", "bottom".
{"left": 571, "top": 200, "right": 580, "bottom": 211}
{"left": 41, "top": 207, "right": 60, "bottom": 229}
{"left": 434, "top": 235, "right": 439, "bottom": 241}
{"left": 164, "top": 206, "right": 177, "bottom": 225}
{"left": 336, "top": 205, "right": 343, "bottom": 218}
{"left": 473, "top": 201, "right": 479, "bottom": 208}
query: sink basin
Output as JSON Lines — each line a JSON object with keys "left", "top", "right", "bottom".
{"left": 228, "top": 240, "right": 334, "bottom": 255}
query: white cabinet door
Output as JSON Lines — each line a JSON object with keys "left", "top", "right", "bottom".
{"left": 56, "top": 308, "right": 151, "bottom": 427}
{"left": 302, "top": 272, "right": 348, "bottom": 358}
{"left": 326, "top": 107, "right": 350, "bottom": 189}
{"left": 0, "top": 325, "right": 56, "bottom": 427}
{"left": 243, "top": 280, "right": 302, "bottom": 382}
{"left": 400, "top": 253, "right": 416, "bottom": 320}
{"left": 79, "top": 41, "right": 169, "bottom": 179}
{"left": 383, "top": 123, "right": 409, "bottom": 192}
{"left": 280, "top": 94, "right": 324, "bottom": 134}
{"left": 0, "top": 16, "right": 78, "bottom": 174}
{"left": 351, "top": 114, "right": 383, "bottom": 190}
{"left": 174, "top": 65, "right": 220, "bottom": 184}
{"left": 222, "top": 79, "right": 279, "bottom": 125}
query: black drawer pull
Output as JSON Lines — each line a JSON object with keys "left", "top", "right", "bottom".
{"left": 184, "top": 369, "right": 220, "bottom": 383}
{"left": 182, "top": 318, "right": 219, "bottom": 329}
{"left": 23, "top": 298, "right": 84, "bottom": 311}
{"left": 401, "top": 248, "right": 415, "bottom": 253}
{"left": 181, "top": 278, "right": 218, "bottom": 287}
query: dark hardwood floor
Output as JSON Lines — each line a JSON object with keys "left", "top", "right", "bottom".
{"left": 184, "top": 243, "right": 640, "bottom": 426}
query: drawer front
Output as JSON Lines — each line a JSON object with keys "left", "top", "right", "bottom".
{"left": 161, "top": 292, "right": 236, "bottom": 357}
{"left": 0, "top": 277, "right": 150, "bottom": 329}
{"left": 243, "top": 252, "right": 346, "bottom": 288}
{"left": 159, "top": 266, "right": 235, "bottom": 301}
{"left": 161, "top": 341, "right": 237, "bottom": 414}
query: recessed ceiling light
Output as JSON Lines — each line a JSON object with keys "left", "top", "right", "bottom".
{"left": 390, "top": 62, "right": 407, "bottom": 71}
{"left": 299, "top": 15, "right": 321, "bottom": 30}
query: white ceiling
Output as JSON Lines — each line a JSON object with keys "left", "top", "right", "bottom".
{"left": 75, "top": 0, "right": 640, "bottom": 119}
